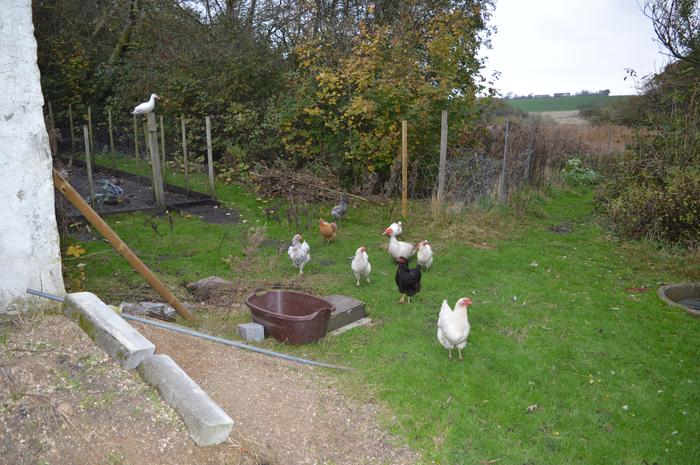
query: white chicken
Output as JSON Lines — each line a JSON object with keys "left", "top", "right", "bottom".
{"left": 416, "top": 240, "right": 433, "bottom": 270}
{"left": 287, "top": 234, "right": 310, "bottom": 275}
{"left": 350, "top": 246, "right": 371, "bottom": 286}
{"left": 386, "top": 221, "right": 403, "bottom": 236}
{"left": 437, "top": 297, "right": 473, "bottom": 361}
{"left": 383, "top": 226, "right": 414, "bottom": 262}
{"left": 132, "top": 94, "right": 160, "bottom": 115}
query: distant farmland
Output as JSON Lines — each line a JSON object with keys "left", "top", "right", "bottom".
{"left": 505, "top": 95, "right": 631, "bottom": 112}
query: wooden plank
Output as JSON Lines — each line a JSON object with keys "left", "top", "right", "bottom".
{"left": 83, "top": 125, "right": 95, "bottom": 208}
{"left": 205, "top": 115, "right": 216, "bottom": 199}
{"left": 401, "top": 120, "right": 408, "bottom": 218}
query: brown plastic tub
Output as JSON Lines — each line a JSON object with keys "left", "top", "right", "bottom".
{"left": 245, "top": 289, "right": 335, "bottom": 344}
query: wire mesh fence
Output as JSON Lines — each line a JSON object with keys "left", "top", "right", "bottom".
{"left": 46, "top": 101, "right": 630, "bottom": 207}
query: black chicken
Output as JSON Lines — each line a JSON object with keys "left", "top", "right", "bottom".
{"left": 395, "top": 256, "right": 421, "bottom": 304}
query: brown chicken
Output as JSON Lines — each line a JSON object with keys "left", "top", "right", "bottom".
{"left": 318, "top": 218, "right": 337, "bottom": 244}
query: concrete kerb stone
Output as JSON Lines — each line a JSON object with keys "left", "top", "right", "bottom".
{"left": 139, "top": 354, "right": 234, "bottom": 446}
{"left": 63, "top": 292, "right": 155, "bottom": 369}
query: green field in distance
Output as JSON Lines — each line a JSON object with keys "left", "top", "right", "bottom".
{"left": 505, "top": 94, "right": 631, "bottom": 112}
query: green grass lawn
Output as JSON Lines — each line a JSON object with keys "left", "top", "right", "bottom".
{"left": 505, "top": 95, "right": 631, "bottom": 113}
{"left": 63, "top": 157, "right": 700, "bottom": 464}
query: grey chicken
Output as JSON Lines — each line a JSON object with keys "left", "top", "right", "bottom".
{"left": 331, "top": 195, "right": 348, "bottom": 222}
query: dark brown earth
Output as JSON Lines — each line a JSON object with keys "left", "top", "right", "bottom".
{"left": 55, "top": 163, "right": 239, "bottom": 224}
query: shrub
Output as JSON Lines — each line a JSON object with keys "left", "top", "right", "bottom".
{"left": 599, "top": 167, "right": 700, "bottom": 246}
{"left": 561, "top": 158, "right": 602, "bottom": 186}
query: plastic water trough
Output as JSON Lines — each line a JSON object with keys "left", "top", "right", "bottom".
{"left": 26, "top": 289, "right": 352, "bottom": 371}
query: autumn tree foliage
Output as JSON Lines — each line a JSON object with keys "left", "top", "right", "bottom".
{"left": 34, "top": 0, "right": 494, "bottom": 189}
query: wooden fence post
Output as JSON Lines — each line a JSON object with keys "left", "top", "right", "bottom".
{"left": 401, "top": 120, "right": 408, "bottom": 218}
{"left": 205, "top": 115, "right": 216, "bottom": 199}
{"left": 107, "top": 108, "right": 115, "bottom": 171}
{"left": 147, "top": 113, "right": 166, "bottom": 209}
{"left": 160, "top": 115, "right": 166, "bottom": 183}
{"left": 499, "top": 118, "right": 510, "bottom": 202}
{"left": 143, "top": 121, "right": 149, "bottom": 163}
{"left": 133, "top": 114, "right": 140, "bottom": 159}
{"left": 68, "top": 103, "right": 76, "bottom": 156}
{"left": 47, "top": 102, "right": 58, "bottom": 157}
{"left": 83, "top": 125, "right": 95, "bottom": 208}
{"left": 525, "top": 114, "right": 535, "bottom": 184}
{"left": 437, "top": 110, "right": 448, "bottom": 204}
{"left": 87, "top": 105, "right": 94, "bottom": 154}
{"left": 181, "top": 115, "right": 190, "bottom": 192}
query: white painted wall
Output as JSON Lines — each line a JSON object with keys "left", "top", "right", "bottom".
{"left": 0, "top": 0, "right": 65, "bottom": 312}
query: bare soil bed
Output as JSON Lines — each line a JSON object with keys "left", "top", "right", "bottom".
{"left": 1, "top": 313, "right": 419, "bottom": 465}
{"left": 56, "top": 163, "right": 239, "bottom": 224}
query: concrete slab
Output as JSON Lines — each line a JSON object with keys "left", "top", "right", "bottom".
{"left": 323, "top": 295, "right": 366, "bottom": 332}
{"left": 139, "top": 354, "right": 234, "bottom": 446}
{"left": 63, "top": 292, "right": 155, "bottom": 370}
{"left": 328, "top": 317, "right": 373, "bottom": 336}
{"left": 237, "top": 322, "right": 264, "bottom": 342}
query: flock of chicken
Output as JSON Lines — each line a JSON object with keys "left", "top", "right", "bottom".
{"left": 130, "top": 94, "right": 471, "bottom": 360}
{"left": 287, "top": 196, "right": 474, "bottom": 361}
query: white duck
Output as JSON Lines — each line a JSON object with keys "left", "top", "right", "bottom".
{"left": 386, "top": 221, "right": 403, "bottom": 236}
{"left": 132, "top": 94, "right": 160, "bottom": 115}
{"left": 288, "top": 234, "right": 310, "bottom": 275}
{"left": 416, "top": 240, "right": 433, "bottom": 270}
{"left": 351, "top": 246, "right": 371, "bottom": 286}
{"left": 383, "top": 225, "right": 414, "bottom": 262}
{"left": 437, "top": 297, "right": 473, "bottom": 361}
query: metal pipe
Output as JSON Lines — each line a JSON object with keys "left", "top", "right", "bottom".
{"left": 26, "top": 289, "right": 352, "bottom": 371}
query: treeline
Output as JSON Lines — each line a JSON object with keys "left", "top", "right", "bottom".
{"left": 34, "top": 0, "right": 496, "bottom": 189}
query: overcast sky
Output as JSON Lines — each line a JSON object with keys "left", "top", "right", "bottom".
{"left": 481, "top": 0, "right": 670, "bottom": 96}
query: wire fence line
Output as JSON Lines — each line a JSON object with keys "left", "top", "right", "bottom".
{"left": 46, "top": 101, "right": 628, "bottom": 206}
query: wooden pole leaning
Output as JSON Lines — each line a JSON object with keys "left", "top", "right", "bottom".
{"left": 401, "top": 120, "right": 408, "bottom": 218}
{"left": 52, "top": 168, "right": 194, "bottom": 321}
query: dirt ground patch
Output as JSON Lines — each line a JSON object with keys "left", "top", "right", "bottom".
{"left": 135, "top": 322, "right": 420, "bottom": 465}
{"left": 0, "top": 314, "right": 419, "bottom": 465}
{"left": 0, "top": 314, "right": 259, "bottom": 464}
